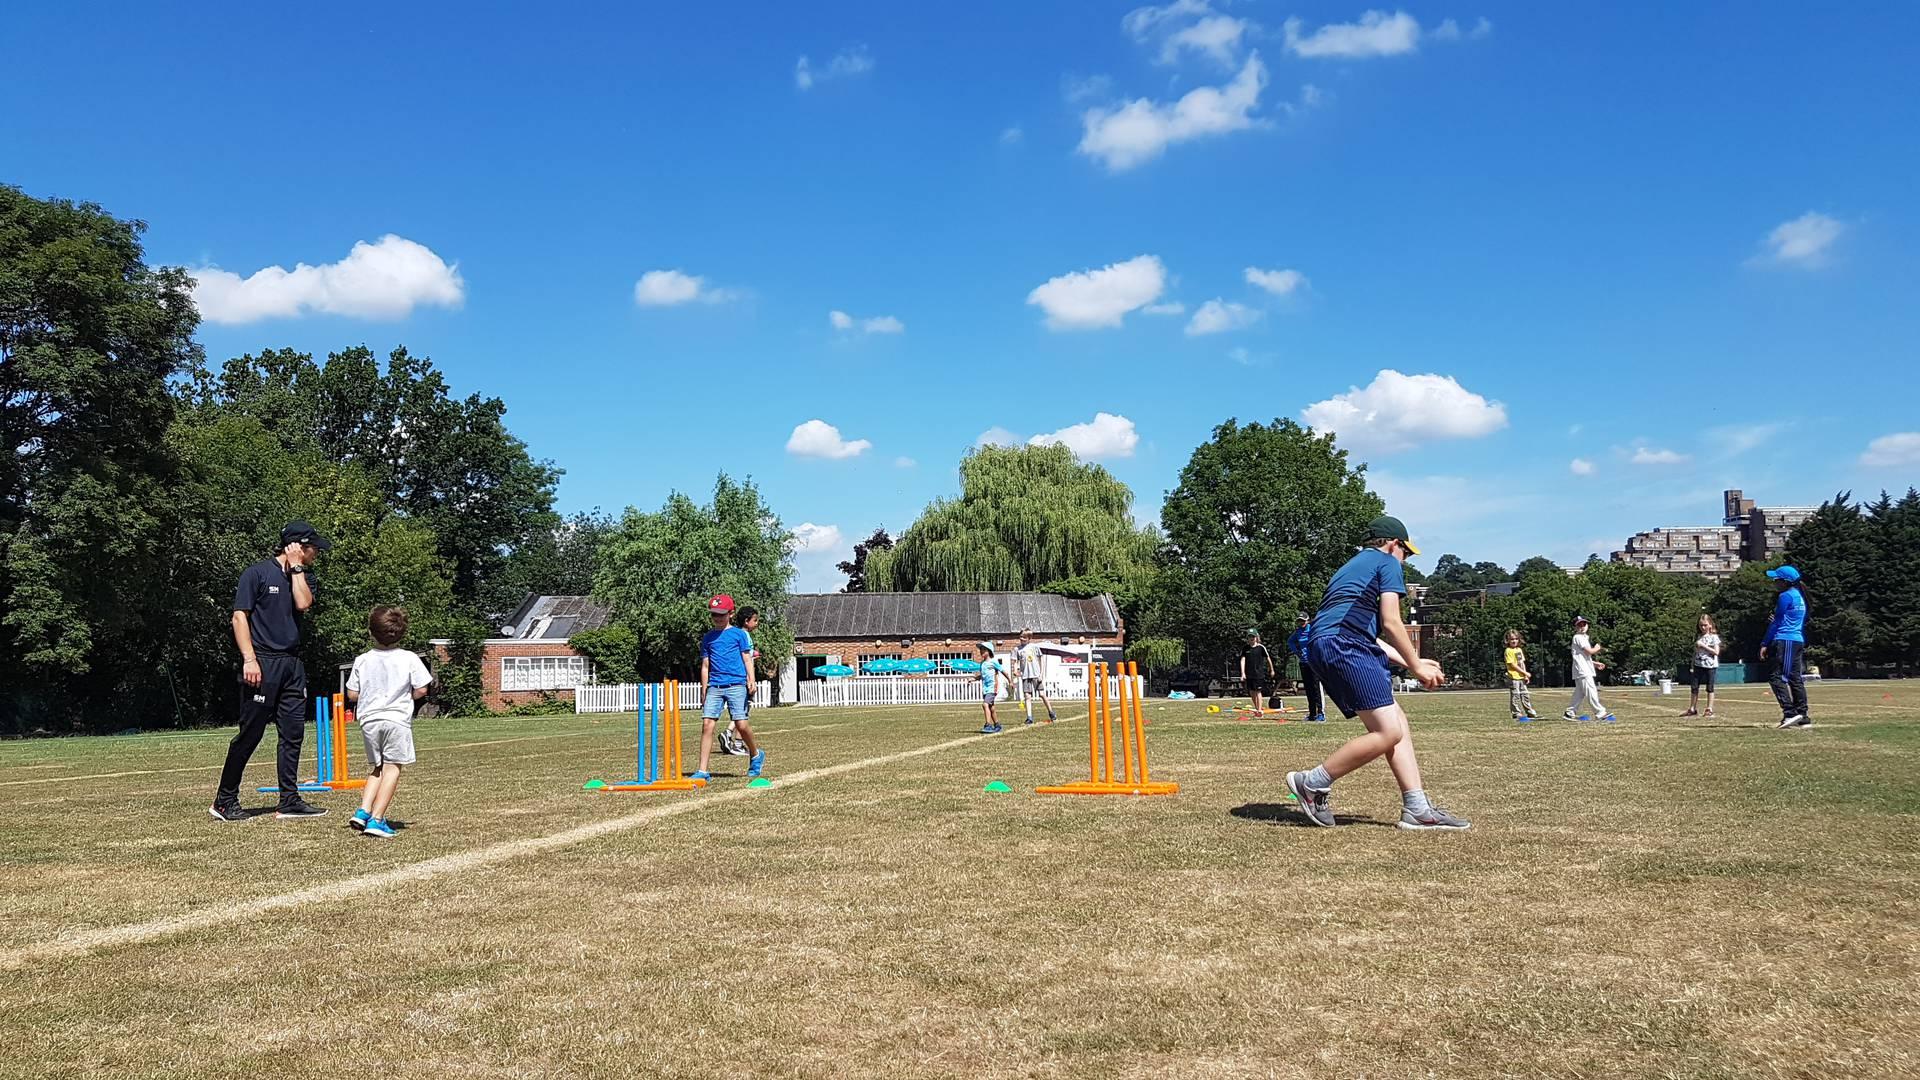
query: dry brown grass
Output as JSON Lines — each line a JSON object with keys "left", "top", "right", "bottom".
{"left": 1, "top": 682, "right": 1916, "bottom": 1078}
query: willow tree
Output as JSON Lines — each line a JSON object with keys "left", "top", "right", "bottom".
{"left": 866, "top": 444, "right": 1157, "bottom": 592}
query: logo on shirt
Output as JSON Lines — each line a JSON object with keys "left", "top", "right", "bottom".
{"left": 267, "top": 586, "right": 281, "bottom": 594}
{"left": 252, "top": 694, "right": 267, "bottom": 703}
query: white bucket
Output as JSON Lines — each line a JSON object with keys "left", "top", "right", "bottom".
{"left": 1659, "top": 678, "right": 1674, "bottom": 695}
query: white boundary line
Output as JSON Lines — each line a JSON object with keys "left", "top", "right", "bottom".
{"left": 0, "top": 726, "right": 1024, "bottom": 972}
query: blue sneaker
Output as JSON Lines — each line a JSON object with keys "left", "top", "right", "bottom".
{"left": 349, "top": 808, "right": 371, "bottom": 832}
{"left": 1576, "top": 715, "right": 1593, "bottom": 723}
{"left": 980, "top": 723, "right": 1002, "bottom": 734}
{"left": 1515, "top": 716, "right": 1532, "bottom": 723}
{"left": 363, "top": 818, "right": 396, "bottom": 839}
{"left": 1601, "top": 714, "right": 1618, "bottom": 724}
{"left": 747, "top": 751, "right": 765, "bottom": 778}
{"left": 690, "top": 770, "right": 712, "bottom": 782}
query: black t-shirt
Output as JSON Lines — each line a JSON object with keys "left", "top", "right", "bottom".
{"left": 233, "top": 557, "right": 303, "bottom": 655}
{"left": 1242, "top": 643, "right": 1274, "bottom": 683}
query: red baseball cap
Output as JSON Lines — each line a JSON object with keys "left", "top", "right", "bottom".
{"left": 708, "top": 594, "right": 735, "bottom": 614}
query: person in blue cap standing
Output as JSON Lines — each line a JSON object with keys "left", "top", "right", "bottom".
{"left": 1761, "top": 565, "right": 1812, "bottom": 729}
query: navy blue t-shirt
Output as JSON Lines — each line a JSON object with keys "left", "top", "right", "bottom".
{"left": 1310, "top": 548, "right": 1408, "bottom": 645}
{"left": 233, "top": 558, "right": 302, "bottom": 654}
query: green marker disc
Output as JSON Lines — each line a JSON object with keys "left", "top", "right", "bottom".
{"left": 983, "top": 780, "right": 1013, "bottom": 793}
{"left": 748, "top": 777, "right": 772, "bottom": 788}
{"left": 583, "top": 779, "right": 606, "bottom": 790}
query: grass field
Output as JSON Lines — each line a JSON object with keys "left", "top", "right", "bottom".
{"left": 2, "top": 682, "right": 1916, "bottom": 1079}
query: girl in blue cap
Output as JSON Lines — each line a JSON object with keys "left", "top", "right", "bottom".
{"left": 1762, "top": 566, "right": 1812, "bottom": 728}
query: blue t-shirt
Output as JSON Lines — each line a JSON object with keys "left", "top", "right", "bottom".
{"left": 701, "top": 626, "right": 753, "bottom": 685}
{"left": 979, "top": 658, "right": 1006, "bottom": 695}
{"left": 233, "top": 557, "right": 303, "bottom": 654}
{"left": 1310, "top": 548, "right": 1407, "bottom": 646}
{"left": 1287, "top": 626, "right": 1312, "bottom": 664}
{"left": 1764, "top": 587, "right": 1807, "bottom": 644}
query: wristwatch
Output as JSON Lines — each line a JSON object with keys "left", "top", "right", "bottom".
{"left": 289, "top": 565, "right": 309, "bottom": 576}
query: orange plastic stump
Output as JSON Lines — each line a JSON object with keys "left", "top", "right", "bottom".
{"left": 601, "top": 680, "right": 707, "bottom": 793}
{"left": 1037, "top": 661, "right": 1178, "bottom": 797}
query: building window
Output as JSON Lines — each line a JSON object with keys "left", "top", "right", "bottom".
{"left": 501, "top": 655, "right": 592, "bottom": 691}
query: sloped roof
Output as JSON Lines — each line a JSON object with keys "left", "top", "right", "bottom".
{"left": 788, "top": 592, "right": 1120, "bottom": 639}
{"left": 501, "top": 595, "right": 612, "bottom": 640}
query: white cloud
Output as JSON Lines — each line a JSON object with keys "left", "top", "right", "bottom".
{"left": 1570, "top": 458, "right": 1596, "bottom": 476}
{"left": 894, "top": 456, "right": 918, "bottom": 469}
{"left": 791, "top": 522, "right": 845, "bottom": 554}
{"left": 1432, "top": 17, "right": 1461, "bottom": 40}
{"left": 1143, "top": 301, "right": 1187, "bottom": 315}
{"left": 1124, "top": 1, "right": 1251, "bottom": 68}
{"left": 830, "top": 310, "right": 904, "bottom": 335}
{"left": 1063, "top": 73, "right": 1116, "bottom": 103}
{"left": 1705, "top": 422, "right": 1786, "bottom": 457}
{"left": 1470, "top": 17, "right": 1494, "bottom": 38}
{"left": 1302, "top": 369, "right": 1509, "bottom": 453}
{"left": 1026, "top": 254, "right": 1167, "bottom": 329}
{"left": 1000, "top": 126, "right": 1024, "bottom": 144}
{"left": 190, "top": 235, "right": 464, "bottom": 324}
{"left": 786, "top": 419, "right": 872, "bottom": 460}
{"left": 1861, "top": 432, "right": 1920, "bottom": 468}
{"left": 1077, "top": 53, "right": 1267, "bottom": 171}
{"left": 1244, "top": 266, "right": 1308, "bottom": 296}
{"left": 634, "top": 269, "right": 735, "bottom": 307}
{"left": 1185, "top": 298, "right": 1263, "bottom": 336}
{"left": 1630, "top": 447, "right": 1689, "bottom": 466}
{"left": 1029, "top": 412, "right": 1140, "bottom": 459}
{"left": 1752, "top": 211, "right": 1845, "bottom": 269}
{"left": 1284, "top": 10, "right": 1422, "bottom": 58}
{"left": 976, "top": 427, "right": 1022, "bottom": 448}
{"left": 795, "top": 46, "right": 873, "bottom": 90}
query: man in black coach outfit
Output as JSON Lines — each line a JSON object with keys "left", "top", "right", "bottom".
{"left": 209, "top": 521, "right": 332, "bottom": 821}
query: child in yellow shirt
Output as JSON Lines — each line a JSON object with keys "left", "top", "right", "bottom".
{"left": 1504, "top": 629, "right": 1541, "bottom": 722}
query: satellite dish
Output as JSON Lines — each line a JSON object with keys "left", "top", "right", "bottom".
{"left": 500, "top": 625, "right": 517, "bottom": 637}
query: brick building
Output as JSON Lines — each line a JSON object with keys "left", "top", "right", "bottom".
{"left": 433, "top": 594, "right": 608, "bottom": 712}
{"left": 782, "top": 591, "right": 1125, "bottom": 688}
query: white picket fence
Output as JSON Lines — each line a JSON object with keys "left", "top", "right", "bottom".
{"left": 575, "top": 681, "right": 772, "bottom": 715}
{"left": 796, "top": 674, "right": 1145, "bottom": 708}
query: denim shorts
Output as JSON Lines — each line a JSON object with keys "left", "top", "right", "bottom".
{"left": 703, "top": 683, "right": 749, "bottom": 720}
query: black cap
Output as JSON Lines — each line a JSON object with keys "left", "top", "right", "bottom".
{"left": 281, "top": 520, "right": 332, "bottom": 552}
{"left": 1365, "top": 515, "right": 1419, "bottom": 555}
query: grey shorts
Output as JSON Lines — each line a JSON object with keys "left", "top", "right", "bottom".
{"left": 361, "top": 720, "right": 417, "bottom": 768}
{"left": 1021, "top": 677, "right": 1045, "bottom": 696}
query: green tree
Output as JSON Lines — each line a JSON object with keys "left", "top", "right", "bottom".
{"left": 186, "top": 345, "right": 560, "bottom": 615}
{"left": 479, "top": 508, "right": 616, "bottom": 619}
{"left": 1438, "top": 562, "right": 1708, "bottom": 686}
{"left": 1708, "top": 562, "right": 1780, "bottom": 663}
{"left": 1, "top": 187, "right": 202, "bottom": 732}
{"left": 1514, "top": 556, "right": 1563, "bottom": 580}
{"left": 1155, "top": 418, "right": 1383, "bottom": 669}
{"left": 569, "top": 624, "right": 641, "bottom": 685}
{"left": 835, "top": 527, "right": 894, "bottom": 593}
{"left": 593, "top": 475, "right": 794, "bottom": 680}
{"left": 1781, "top": 494, "right": 1877, "bottom": 672}
{"left": 1428, "top": 554, "right": 1513, "bottom": 590}
{"left": 867, "top": 444, "right": 1156, "bottom": 593}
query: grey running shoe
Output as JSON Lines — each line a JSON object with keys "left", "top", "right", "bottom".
{"left": 1285, "top": 771, "right": 1336, "bottom": 828}
{"left": 1399, "top": 803, "right": 1471, "bottom": 831}
{"left": 275, "top": 799, "right": 328, "bottom": 819}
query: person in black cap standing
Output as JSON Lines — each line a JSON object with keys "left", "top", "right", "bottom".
{"left": 209, "top": 521, "right": 332, "bottom": 820}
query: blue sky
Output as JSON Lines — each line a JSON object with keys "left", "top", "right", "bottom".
{"left": 7, "top": 1, "right": 1918, "bottom": 591}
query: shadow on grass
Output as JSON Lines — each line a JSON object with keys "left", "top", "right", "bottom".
{"left": 1229, "top": 803, "right": 1395, "bottom": 829}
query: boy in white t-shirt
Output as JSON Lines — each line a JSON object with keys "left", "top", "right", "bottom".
{"left": 346, "top": 606, "right": 433, "bottom": 838}
{"left": 1562, "top": 615, "right": 1615, "bottom": 723}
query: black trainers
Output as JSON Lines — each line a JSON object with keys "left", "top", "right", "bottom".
{"left": 1780, "top": 714, "right": 1813, "bottom": 729}
{"left": 208, "top": 801, "right": 248, "bottom": 823}
{"left": 1285, "top": 771, "right": 1336, "bottom": 827}
{"left": 275, "top": 799, "right": 328, "bottom": 819}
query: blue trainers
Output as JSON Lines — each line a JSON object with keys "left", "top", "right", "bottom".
{"left": 690, "top": 770, "right": 712, "bottom": 782}
{"left": 1515, "top": 716, "right": 1532, "bottom": 723}
{"left": 747, "top": 751, "right": 765, "bottom": 778}
{"left": 980, "top": 722, "right": 1002, "bottom": 734}
{"left": 1601, "top": 714, "right": 1618, "bottom": 723}
{"left": 363, "top": 818, "right": 396, "bottom": 839}
{"left": 349, "top": 808, "right": 372, "bottom": 832}
{"left": 1576, "top": 715, "right": 1593, "bottom": 723}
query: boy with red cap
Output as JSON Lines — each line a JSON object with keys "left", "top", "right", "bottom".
{"left": 692, "top": 594, "right": 764, "bottom": 782}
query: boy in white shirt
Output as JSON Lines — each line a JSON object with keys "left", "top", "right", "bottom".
{"left": 346, "top": 606, "right": 433, "bottom": 838}
{"left": 1563, "top": 615, "right": 1615, "bottom": 723}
